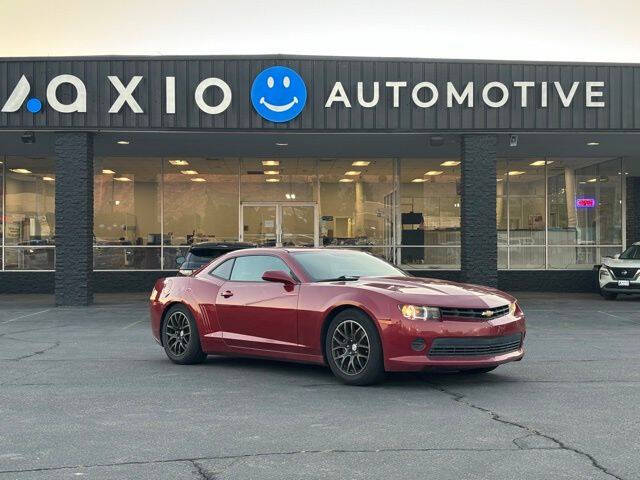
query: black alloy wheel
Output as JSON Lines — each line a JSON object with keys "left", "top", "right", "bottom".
{"left": 325, "top": 308, "right": 385, "bottom": 386}
{"left": 162, "top": 304, "right": 206, "bottom": 364}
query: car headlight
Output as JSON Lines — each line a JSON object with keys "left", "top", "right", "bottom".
{"left": 599, "top": 267, "right": 611, "bottom": 279}
{"left": 399, "top": 304, "right": 441, "bottom": 321}
{"left": 509, "top": 301, "right": 517, "bottom": 316}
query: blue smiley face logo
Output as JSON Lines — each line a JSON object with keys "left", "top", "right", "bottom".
{"left": 251, "top": 66, "right": 307, "bottom": 123}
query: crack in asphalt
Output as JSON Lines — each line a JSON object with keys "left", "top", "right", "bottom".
{"left": 191, "top": 459, "right": 218, "bottom": 480}
{"left": 425, "top": 382, "right": 625, "bottom": 480}
{"left": 0, "top": 446, "right": 568, "bottom": 475}
{"left": 7, "top": 341, "right": 61, "bottom": 361}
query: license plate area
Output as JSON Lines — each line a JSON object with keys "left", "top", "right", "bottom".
{"left": 618, "top": 280, "right": 630, "bottom": 287}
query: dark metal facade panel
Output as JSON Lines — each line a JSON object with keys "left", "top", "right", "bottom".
{"left": 1, "top": 56, "right": 639, "bottom": 131}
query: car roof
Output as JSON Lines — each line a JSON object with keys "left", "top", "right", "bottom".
{"left": 189, "top": 242, "right": 254, "bottom": 250}
{"left": 228, "top": 247, "right": 373, "bottom": 255}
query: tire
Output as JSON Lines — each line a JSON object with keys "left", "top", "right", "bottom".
{"left": 601, "top": 292, "right": 617, "bottom": 300}
{"left": 161, "top": 304, "right": 207, "bottom": 365}
{"left": 325, "top": 308, "right": 385, "bottom": 386}
{"left": 461, "top": 366, "right": 498, "bottom": 374}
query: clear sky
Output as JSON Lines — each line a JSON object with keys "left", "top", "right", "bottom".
{"left": 1, "top": 0, "right": 639, "bottom": 63}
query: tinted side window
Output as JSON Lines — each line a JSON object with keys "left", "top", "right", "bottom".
{"left": 210, "top": 259, "right": 234, "bottom": 280}
{"left": 230, "top": 256, "right": 291, "bottom": 282}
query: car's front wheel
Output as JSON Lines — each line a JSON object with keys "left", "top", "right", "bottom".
{"left": 325, "top": 308, "right": 385, "bottom": 386}
{"left": 162, "top": 304, "right": 207, "bottom": 364}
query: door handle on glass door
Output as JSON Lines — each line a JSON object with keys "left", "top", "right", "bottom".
{"left": 221, "top": 291, "right": 233, "bottom": 298}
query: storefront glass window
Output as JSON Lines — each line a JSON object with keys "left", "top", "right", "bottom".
{"left": 319, "top": 158, "right": 394, "bottom": 262}
{"left": 164, "top": 158, "right": 239, "bottom": 268}
{"left": 93, "top": 157, "right": 161, "bottom": 270}
{"left": 499, "top": 156, "right": 624, "bottom": 270}
{"left": 547, "top": 157, "right": 623, "bottom": 269}
{"left": 399, "top": 158, "right": 461, "bottom": 268}
{"left": 2, "top": 156, "right": 55, "bottom": 270}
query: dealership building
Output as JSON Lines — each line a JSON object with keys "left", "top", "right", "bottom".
{"left": 0, "top": 55, "right": 639, "bottom": 304}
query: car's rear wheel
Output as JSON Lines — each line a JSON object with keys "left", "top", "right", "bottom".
{"left": 461, "top": 366, "right": 498, "bottom": 374}
{"left": 162, "top": 304, "right": 206, "bottom": 364}
{"left": 325, "top": 308, "right": 385, "bottom": 386}
{"left": 601, "top": 292, "right": 617, "bottom": 300}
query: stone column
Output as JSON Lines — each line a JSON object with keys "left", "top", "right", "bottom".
{"left": 54, "top": 133, "right": 94, "bottom": 305}
{"left": 627, "top": 176, "right": 640, "bottom": 247}
{"left": 460, "top": 135, "right": 497, "bottom": 287}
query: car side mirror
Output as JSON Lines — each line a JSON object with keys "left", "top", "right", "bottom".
{"left": 262, "top": 270, "right": 295, "bottom": 285}
{"left": 175, "top": 256, "right": 186, "bottom": 266}
{"left": 613, "top": 254, "right": 620, "bottom": 259}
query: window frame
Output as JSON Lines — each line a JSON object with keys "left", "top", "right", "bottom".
{"left": 224, "top": 254, "right": 295, "bottom": 283}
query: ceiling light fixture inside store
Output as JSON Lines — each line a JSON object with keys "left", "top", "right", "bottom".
{"left": 264, "top": 170, "right": 280, "bottom": 175}
{"left": 339, "top": 178, "right": 354, "bottom": 183}
{"left": 266, "top": 178, "right": 280, "bottom": 183}
{"left": 169, "top": 160, "right": 189, "bottom": 166}
{"left": 285, "top": 193, "right": 296, "bottom": 200}
{"left": 352, "top": 161, "right": 370, "bottom": 166}
{"left": 344, "top": 171, "right": 361, "bottom": 176}
{"left": 530, "top": 160, "right": 554, "bottom": 166}
{"left": 10, "top": 168, "right": 32, "bottom": 174}
{"left": 275, "top": 142, "right": 288, "bottom": 146}
{"left": 191, "top": 178, "right": 206, "bottom": 182}
{"left": 440, "top": 161, "right": 460, "bottom": 167}
{"left": 102, "top": 169, "right": 116, "bottom": 174}
{"left": 412, "top": 178, "right": 426, "bottom": 183}
{"left": 587, "top": 178, "right": 597, "bottom": 183}
{"left": 262, "top": 160, "right": 280, "bottom": 166}
{"left": 42, "top": 176, "right": 54, "bottom": 181}
{"left": 117, "top": 140, "right": 130, "bottom": 145}
{"left": 424, "top": 171, "right": 443, "bottom": 176}
{"left": 587, "top": 142, "right": 600, "bottom": 146}
{"left": 114, "top": 177, "right": 132, "bottom": 182}
{"left": 507, "top": 171, "right": 525, "bottom": 176}
{"left": 181, "top": 170, "right": 198, "bottom": 175}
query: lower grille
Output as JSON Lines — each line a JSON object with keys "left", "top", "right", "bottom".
{"left": 428, "top": 333, "right": 522, "bottom": 357}
{"left": 440, "top": 304, "right": 510, "bottom": 320}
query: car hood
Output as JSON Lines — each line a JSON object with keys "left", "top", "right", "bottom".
{"left": 602, "top": 258, "right": 640, "bottom": 268}
{"left": 338, "top": 276, "right": 514, "bottom": 308}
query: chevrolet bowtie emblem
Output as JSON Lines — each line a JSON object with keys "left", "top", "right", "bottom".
{"left": 482, "top": 310, "right": 494, "bottom": 317}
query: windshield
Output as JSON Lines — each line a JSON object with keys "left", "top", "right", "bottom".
{"left": 619, "top": 245, "right": 640, "bottom": 260}
{"left": 292, "top": 250, "right": 406, "bottom": 281}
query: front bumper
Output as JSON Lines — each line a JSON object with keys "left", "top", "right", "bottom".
{"left": 382, "top": 312, "right": 526, "bottom": 372}
{"left": 600, "top": 281, "right": 640, "bottom": 295}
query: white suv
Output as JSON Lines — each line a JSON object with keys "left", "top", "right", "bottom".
{"left": 599, "top": 242, "right": 640, "bottom": 300}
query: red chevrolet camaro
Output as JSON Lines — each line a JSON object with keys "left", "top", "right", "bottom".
{"left": 150, "top": 248, "right": 526, "bottom": 385}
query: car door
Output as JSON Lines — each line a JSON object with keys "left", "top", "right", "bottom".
{"left": 216, "top": 254, "right": 300, "bottom": 352}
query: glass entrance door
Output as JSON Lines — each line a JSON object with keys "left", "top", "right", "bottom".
{"left": 240, "top": 203, "right": 318, "bottom": 247}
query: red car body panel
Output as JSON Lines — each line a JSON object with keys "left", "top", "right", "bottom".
{"left": 150, "top": 248, "right": 526, "bottom": 372}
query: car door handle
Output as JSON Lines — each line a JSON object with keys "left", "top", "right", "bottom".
{"left": 221, "top": 290, "right": 233, "bottom": 298}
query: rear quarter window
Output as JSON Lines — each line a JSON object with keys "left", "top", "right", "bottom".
{"left": 209, "top": 259, "right": 235, "bottom": 280}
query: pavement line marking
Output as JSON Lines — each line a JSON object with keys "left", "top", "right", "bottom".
{"left": 0, "top": 309, "right": 51, "bottom": 325}
{"left": 121, "top": 319, "right": 145, "bottom": 330}
{"left": 598, "top": 311, "right": 632, "bottom": 320}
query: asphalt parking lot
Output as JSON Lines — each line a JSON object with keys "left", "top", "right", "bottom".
{"left": 0, "top": 292, "right": 639, "bottom": 480}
